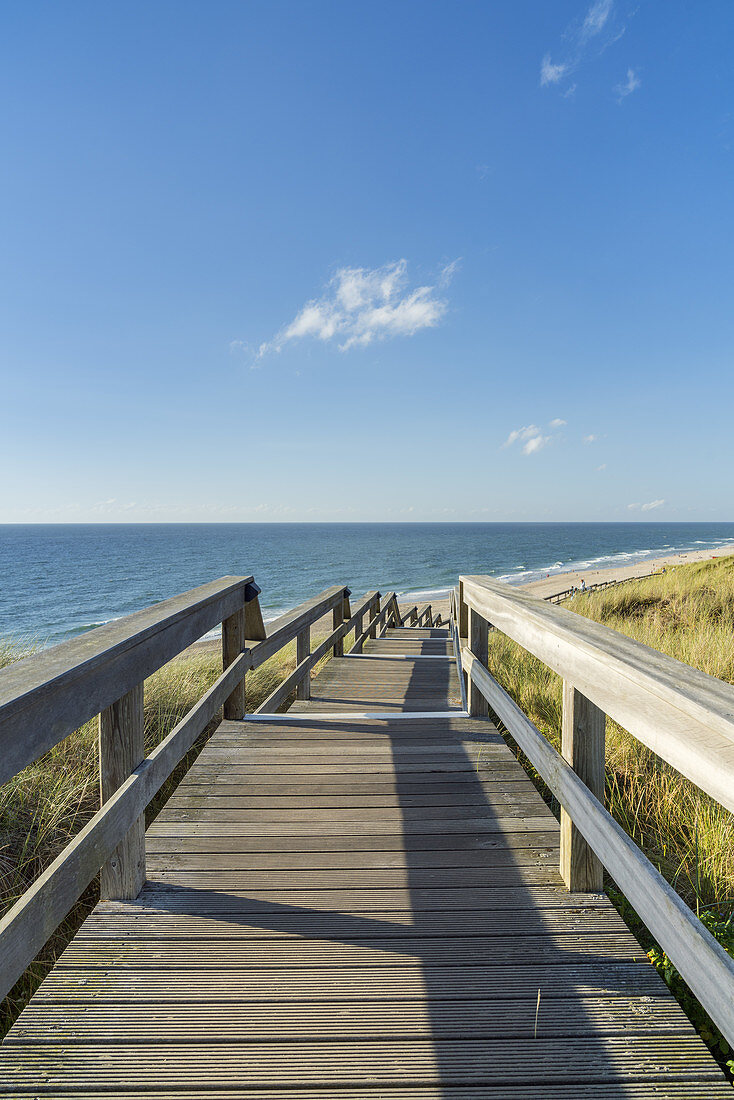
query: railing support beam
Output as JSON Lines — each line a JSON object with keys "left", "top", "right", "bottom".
{"left": 222, "top": 606, "right": 247, "bottom": 720}
{"left": 561, "top": 681, "right": 605, "bottom": 892}
{"left": 99, "top": 683, "right": 145, "bottom": 900}
{"left": 468, "top": 608, "right": 489, "bottom": 718}
{"left": 296, "top": 627, "right": 311, "bottom": 700}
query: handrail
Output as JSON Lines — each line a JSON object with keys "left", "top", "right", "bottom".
{"left": 0, "top": 576, "right": 256, "bottom": 786}
{"left": 545, "top": 570, "right": 660, "bottom": 604}
{"left": 256, "top": 591, "right": 378, "bottom": 713}
{"left": 0, "top": 578, "right": 352, "bottom": 1007}
{"left": 458, "top": 573, "right": 734, "bottom": 1049}
{"left": 461, "top": 646, "right": 734, "bottom": 1049}
{"left": 349, "top": 592, "right": 398, "bottom": 652}
{"left": 460, "top": 575, "right": 734, "bottom": 814}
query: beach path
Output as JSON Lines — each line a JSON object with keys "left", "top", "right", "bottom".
{"left": 1, "top": 623, "right": 729, "bottom": 1095}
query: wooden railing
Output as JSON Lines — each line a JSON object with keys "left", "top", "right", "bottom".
{"left": 545, "top": 570, "right": 660, "bottom": 604}
{"left": 452, "top": 574, "right": 734, "bottom": 1049}
{"left": 0, "top": 578, "right": 401, "bottom": 1006}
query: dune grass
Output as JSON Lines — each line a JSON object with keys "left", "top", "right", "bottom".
{"left": 486, "top": 556, "right": 734, "bottom": 1070}
{"left": 0, "top": 624, "right": 352, "bottom": 1036}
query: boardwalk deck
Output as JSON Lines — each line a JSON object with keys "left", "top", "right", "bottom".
{"left": 1, "top": 623, "right": 730, "bottom": 1096}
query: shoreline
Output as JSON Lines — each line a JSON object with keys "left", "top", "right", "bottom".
{"left": 181, "top": 546, "right": 734, "bottom": 658}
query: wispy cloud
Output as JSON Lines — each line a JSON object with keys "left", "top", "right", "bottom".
{"left": 254, "top": 259, "right": 455, "bottom": 361}
{"left": 540, "top": 55, "right": 569, "bottom": 87}
{"left": 540, "top": 1, "right": 634, "bottom": 94}
{"left": 628, "top": 499, "right": 665, "bottom": 512}
{"left": 503, "top": 418, "right": 566, "bottom": 456}
{"left": 580, "top": 0, "right": 614, "bottom": 42}
{"left": 614, "top": 67, "right": 641, "bottom": 102}
{"left": 597, "top": 463, "right": 607, "bottom": 471}
{"left": 583, "top": 434, "right": 598, "bottom": 443}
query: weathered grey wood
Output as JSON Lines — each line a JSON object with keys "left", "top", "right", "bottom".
{"left": 458, "top": 578, "right": 468, "bottom": 640}
{"left": 296, "top": 628, "right": 311, "bottom": 700}
{"left": 244, "top": 585, "right": 267, "bottom": 642}
{"left": 561, "top": 681, "right": 605, "bottom": 892}
{"left": 368, "top": 594, "right": 380, "bottom": 638}
{"left": 468, "top": 608, "right": 489, "bottom": 718}
{"left": 0, "top": 575, "right": 252, "bottom": 786}
{"left": 99, "top": 684, "right": 145, "bottom": 901}
{"left": 0, "top": 653, "right": 248, "bottom": 1006}
{"left": 460, "top": 574, "right": 734, "bottom": 814}
{"left": 333, "top": 596, "right": 345, "bottom": 657}
{"left": 248, "top": 586, "right": 347, "bottom": 671}
{"left": 462, "top": 646, "right": 734, "bottom": 1049}
{"left": 222, "top": 606, "right": 246, "bottom": 720}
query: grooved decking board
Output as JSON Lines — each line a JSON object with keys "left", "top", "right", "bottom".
{"left": 1, "top": 622, "right": 727, "bottom": 1095}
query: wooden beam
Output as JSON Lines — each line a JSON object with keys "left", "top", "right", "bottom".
{"left": 296, "top": 628, "right": 310, "bottom": 700}
{"left": 99, "top": 683, "right": 145, "bottom": 901}
{"left": 561, "top": 681, "right": 605, "bottom": 892}
{"left": 333, "top": 597, "right": 345, "bottom": 657}
{"left": 468, "top": 608, "right": 489, "bottom": 718}
{"left": 222, "top": 605, "right": 246, "bottom": 720}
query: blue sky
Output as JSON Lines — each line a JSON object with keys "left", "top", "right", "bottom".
{"left": 1, "top": 0, "right": 732, "bottom": 522}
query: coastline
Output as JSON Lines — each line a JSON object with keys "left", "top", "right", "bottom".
{"left": 519, "top": 545, "right": 733, "bottom": 599}
{"left": 182, "top": 546, "right": 734, "bottom": 658}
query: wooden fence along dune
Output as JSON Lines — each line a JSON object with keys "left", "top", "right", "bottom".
{"left": 0, "top": 574, "right": 732, "bottom": 1094}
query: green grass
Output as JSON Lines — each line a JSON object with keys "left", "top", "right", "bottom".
{"left": 0, "top": 624, "right": 352, "bottom": 1036}
{"left": 486, "top": 556, "right": 734, "bottom": 1074}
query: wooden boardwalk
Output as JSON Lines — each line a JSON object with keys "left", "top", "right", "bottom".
{"left": 1, "top": 623, "right": 730, "bottom": 1095}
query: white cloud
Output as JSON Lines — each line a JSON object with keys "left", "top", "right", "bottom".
{"left": 523, "top": 434, "right": 550, "bottom": 455}
{"left": 541, "top": 1, "right": 631, "bottom": 94}
{"left": 583, "top": 434, "right": 598, "bottom": 443}
{"left": 597, "top": 463, "right": 607, "bottom": 471}
{"left": 550, "top": 418, "right": 567, "bottom": 428}
{"left": 503, "top": 423, "right": 554, "bottom": 456}
{"left": 540, "top": 55, "right": 568, "bottom": 86}
{"left": 503, "top": 424, "right": 540, "bottom": 448}
{"left": 628, "top": 499, "right": 665, "bottom": 512}
{"left": 580, "top": 0, "right": 614, "bottom": 42}
{"left": 256, "top": 259, "right": 453, "bottom": 359}
{"left": 615, "top": 67, "right": 641, "bottom": 102}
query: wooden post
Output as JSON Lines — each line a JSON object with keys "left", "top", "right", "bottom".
{"left": 354, "top": 610, "right": 364, "bottom": 644}
{"left": 425, "top": 604, "right": 432, "bottom": 627}
{"left": 99, "top": 683, "right": 145, "bottom": 900}
{"left": 333, "top": 594, "right": 345, "bottom": 656}
{"left": 561, "top": 680, "right": 605, "bottom": 892}
{"left": 369, "top": 595, "right": 380, "bottom": 638}
{"left": 458, "top": 580, "right": 469, "bottom": 642}
{"left": 222, "top": 605, "right": 246, "bottom": 720}
{"left": 296, "top": 626, "right": 311, "bottom": 700}
{"left": 468, "top": 607, "right": 489, "bottom": 718}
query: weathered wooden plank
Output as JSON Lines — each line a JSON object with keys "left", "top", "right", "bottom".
{"left": 99, "top": 683, "right": 145, "bottom": 901}
{"left": 4, "top": 995, "right": 692, "bottom": 1043}
{"left": 561, "top": 680, "right": 605, "bottom": 892}
{"left": 0, "top": 1037, "right": 722, "bottom": 1089}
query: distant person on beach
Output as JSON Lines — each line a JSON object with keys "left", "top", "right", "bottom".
{"left": 580, "top": 579, "right": 586, "bottom": 591}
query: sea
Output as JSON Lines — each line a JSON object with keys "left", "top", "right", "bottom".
{"left": 1, "top": 522, "right": 733, "bottom": 647}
